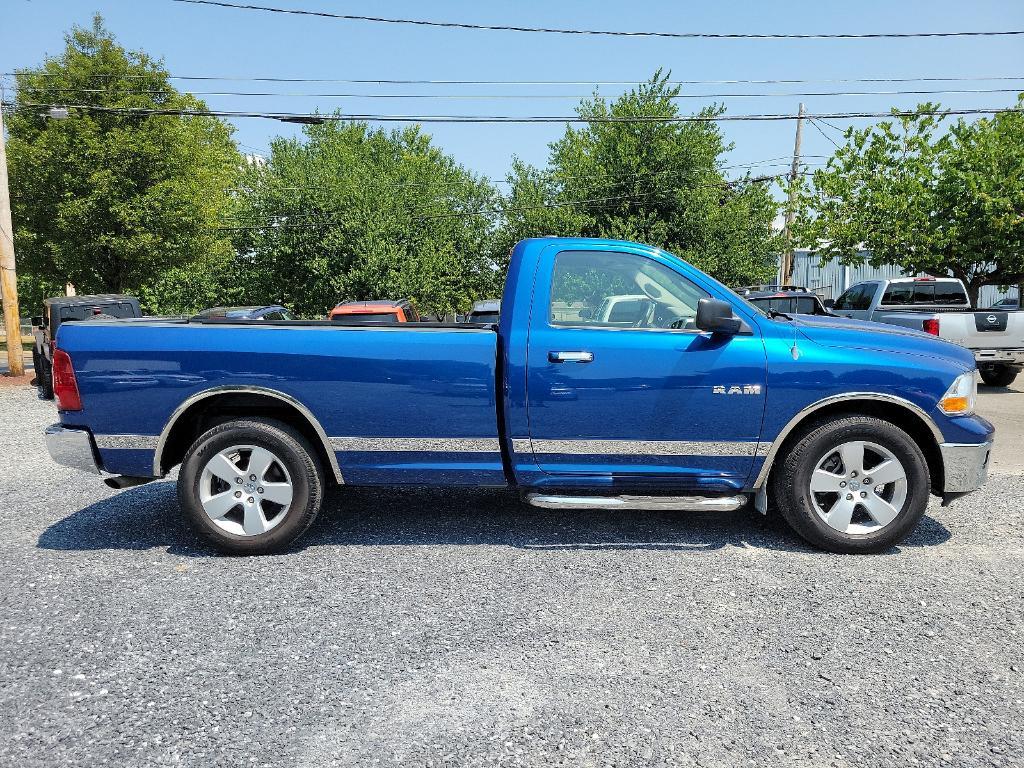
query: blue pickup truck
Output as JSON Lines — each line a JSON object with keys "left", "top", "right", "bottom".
{"left": 45, "top": 237, "right": 993, "bottom": 555}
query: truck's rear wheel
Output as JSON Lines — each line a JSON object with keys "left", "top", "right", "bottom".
{"left": 178, "top": 419, "right": 324, "bottom": 555}
{"left": 980, "top": 365, "right": 1018, "bottom": 387}
{"left": 771, "top": 415, "right": 930, "bottom": 554}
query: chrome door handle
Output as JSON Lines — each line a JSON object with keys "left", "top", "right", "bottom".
{"left": 549, "top": 351, "right": 594, "bottom": 363}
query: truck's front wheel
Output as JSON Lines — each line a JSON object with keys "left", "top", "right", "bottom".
{"left": 980, "top": 365, "right": 1018, "bottom": 388}
{"left": 771, "top": 415, "right": 930, "bottom": 554}
{"left": 178, "top": 419, "right": 324, "bottom": 555}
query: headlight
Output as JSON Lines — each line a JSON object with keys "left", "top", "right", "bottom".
{"left": 938, "top": 371, "right": 977, "bottom": 416}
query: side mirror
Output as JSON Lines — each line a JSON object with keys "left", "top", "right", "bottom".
{"left": 31, "top": 316, "right": 43, "bottom": 327}
{"left": 823, "top": 298, "right": 836, "bottom": 309}
{"left": 696, "top": 298, "right": 746, "bottom": 335}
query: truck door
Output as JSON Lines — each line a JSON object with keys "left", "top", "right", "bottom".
{"left": 524, "top": 243, "right": 767, "bottom": 492}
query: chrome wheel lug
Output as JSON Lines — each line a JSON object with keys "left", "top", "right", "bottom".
{"left": 850, "top": 471, "right": 858, "bottom": 478}
{"left": 235, "top": 477, "right": 243, "bottom": 484}
{"left": 249, "top": 474, "right": 257, "bottom": 481}
{"left": 247, "top": 496, "right": 255, "bottom": 504}
{"left": 860, "top": 491, "right": 868, "bottom": 498}
{"left": 234, "top": 491, "right": 242, "bottom": 498}
{"left": 257, "top": 486, "right": 264, "bottom": 494}
{"left": 839, "top": 481, "right": 846, "bottom": 488}
{"left": 846, "top": 493, "right": 853, "bottom": 500}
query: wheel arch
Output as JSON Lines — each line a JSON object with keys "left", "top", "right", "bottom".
{"left": 754, "top": 393, "right": 944, "bottom": 494}
{"left": 154, "top": 386, "right": 343, "bottom": 483}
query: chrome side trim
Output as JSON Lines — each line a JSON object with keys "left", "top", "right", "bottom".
{"left": 153, "top": 386, "right": 344, "bottom": 483}
{"left": 45, "top": 424, "right": 102, "bottom": 475}
{"left": 94, "top": 433, "right": 159, "bottom": 450}
{"left": 510, "top": 438, "right": 533, "bottom": 455}
{"left": 752, "top": 392, "right": 945, "bottom": 489}
{"left": 329, "top": 437, "right": 500, "bottom": 453}
{"left": 939, "top": 441, "right": 992, "bottom": 493}
{"left": 526, "top": 493, "right": 747, "bottom": 512}
{"left": 529, "top": 438, "right": 761, "bottom": 457}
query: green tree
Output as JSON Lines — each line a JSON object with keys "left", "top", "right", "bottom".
{"left": 231, "top": 121, "right": 500, "bottom": 318}
{"left": 794, "top": 98, "right": 1024, "bottom": 305}
{"left": 6, "top": 16, "right": 241, "bottom": 312}
{"left": 492, "top": 72, "right": 782, "bottom": 286}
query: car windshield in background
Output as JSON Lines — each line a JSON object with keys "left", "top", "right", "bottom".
{"left": 330, "top": 313, "right": 399, "bottom": 324}
{"left": 468, "top": 312, "right": 500, "bottom": 323}
{"left": 881, "top": 282, "right": 968, "bottom": 305}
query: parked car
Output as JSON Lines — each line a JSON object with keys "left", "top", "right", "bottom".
{"left": 45, "top": 237, "right": 992, "bottom": 556}
{"left": 328, "top": 299, "right": 419, "bottom": 324}
{"left": 465, "top": 299, "right": 501, "bottom": 323}
{"left": 196, "top": 305, "right": 294, "bottom": 321}
{"left": 31, "top": 294, "right": 141, "bottom": 399}
{"left": 736, "top": 287, "right": 833, "bottom": 316}
{"left": 831, "top": 277, "right": 1024, "bottom": 387}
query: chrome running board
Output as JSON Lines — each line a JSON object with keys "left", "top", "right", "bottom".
{"left": 525, "top": 493, "right": 747, "bottom": 512}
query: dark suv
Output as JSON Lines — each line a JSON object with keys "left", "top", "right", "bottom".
{"left": 736, "top": 286, "right": 833, "bottom": 316}
{"left": 32, "top": 295, "right": 142, "bottom": 398}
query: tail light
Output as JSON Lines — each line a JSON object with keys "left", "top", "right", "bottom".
{"left": 52, "top": 347, "right": 83, "bottom": 411}
{"left": 922, "top": 318, "right": 940, "bottom": 336}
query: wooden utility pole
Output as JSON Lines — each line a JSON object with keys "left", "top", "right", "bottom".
{"left": 0, "top": 96, "right": 25, "bottom": 377}
{"left": 780, "top": 102, "right": 805, "bottom": 287}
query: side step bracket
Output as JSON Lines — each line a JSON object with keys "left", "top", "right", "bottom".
{"left": 525, "top": 493, "right": 747, "bottom": 512}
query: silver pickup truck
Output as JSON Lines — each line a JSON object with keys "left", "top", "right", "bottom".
{"left": 831, "top": 277, "right": 1024, "bottom": 387}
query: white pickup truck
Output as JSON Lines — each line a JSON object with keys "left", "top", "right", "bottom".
{"left": 830, "top": 277, "right": 1024, "bottom": 387}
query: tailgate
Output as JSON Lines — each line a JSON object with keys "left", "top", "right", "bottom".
{"left": 943, "top": 311, "right": 1024, "bottom": 350}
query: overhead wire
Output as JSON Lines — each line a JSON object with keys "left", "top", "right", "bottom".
{"left": 4, "top": 72, "right": 1023, "bottom": 86}
{"left": 9, "top": 102, "right": 1023, "bottom": 123}
{"left": 218, "top": 172, "right": 796, "bottom": 232}
{"left": 9, "top": 85, "right": 1024, "bottom": 100}
{"left": 169, "top": 1, "right": 1024, "bottom": 41}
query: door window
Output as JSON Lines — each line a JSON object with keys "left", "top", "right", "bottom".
{"left": 835, "top": 284, "right": 874, "bottom": 311}
{"left": 550, "top": 250, "right": 709, "bottom": 330}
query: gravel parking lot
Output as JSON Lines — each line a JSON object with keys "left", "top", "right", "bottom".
{"left": 1, "top": 383, "right": 1022, "bottom": 767}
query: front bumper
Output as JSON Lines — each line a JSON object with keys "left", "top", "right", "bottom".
{"left": 939, "top": 440, "right": 992, "bottom": 493}
{"left": 975, "top": 348, "right": 1024, "bottom": 367}
{"left": 45, "top": 424, "right": 102, "bottom": 475}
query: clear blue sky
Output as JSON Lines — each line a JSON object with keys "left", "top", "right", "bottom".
{"left": 3, "top": 0, "right": 1023, "bottom": 189}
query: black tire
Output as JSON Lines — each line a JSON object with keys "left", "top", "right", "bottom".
{"left": 771, "top": 415, "right": 931, "bottom": 554}
{"left": 38, "top": 354, "right": 54, "bottom": 399}
{"left": 31, "top": 348, "right": 41, "bottom": 387}
{"left": 980, "top": 365, "right": 1018, "bottom": 387}
{"left": 177, "top": 418, "right": 324, "bottom": 555}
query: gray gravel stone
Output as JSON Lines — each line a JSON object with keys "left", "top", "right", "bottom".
{"left": 0, "top": 385, "right": 1021, "bottom": 767}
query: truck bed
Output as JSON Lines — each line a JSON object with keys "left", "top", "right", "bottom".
{"left": 56, "top": 318, "right": 505, "bottom": 485}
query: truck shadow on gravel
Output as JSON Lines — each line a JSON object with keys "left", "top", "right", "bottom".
{"left": 38, "top": 482, "right": 951, "bottom": 557}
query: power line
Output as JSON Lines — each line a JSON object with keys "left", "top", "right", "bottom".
{"left": 12, "top": 85, "right": 1024, "bottom": 100}
{"left": 5, "top": 72, "right": 1024, "bottom": 86}
{"left": 11, "top": 102, "right": 1023, "bottom": 123}
{"left": 170, "top": 0, "right": 1024, "bottom": 41}
{"left": 808, "top": 117, "right": 842, "bottom": 150}
{"left": 226, "top": 157, "right": 825, "bottom": 196}
{"left": 219, "top": 173, "right": 792, "bottom": 231}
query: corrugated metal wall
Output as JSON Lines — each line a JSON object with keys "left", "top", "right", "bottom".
{"left": 783, "top": 249, "right": 1018, "bottom": 307}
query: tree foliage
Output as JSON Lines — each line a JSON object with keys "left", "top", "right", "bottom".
{"left": 492, "top": 72, "right": 782, "bottom": 286}
{"left": 793, "top": 98, "right": 1024, "bottom": 304}
{"left": 230, "top": 121, "right": 500, "bottom": 317}
{"left": 6, "top": 16, "right": 240, "bottom": 312}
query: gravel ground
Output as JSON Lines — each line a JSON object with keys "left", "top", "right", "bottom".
{"left": 1, "top": 385, "right": 1022, "bottom": 767}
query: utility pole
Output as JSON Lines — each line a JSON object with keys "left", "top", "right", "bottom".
{"left": 780, "top": 102, "right": 805, "bottom": 287}
{"left": 0, "top": 94, "right": 25, "bottom": 377}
